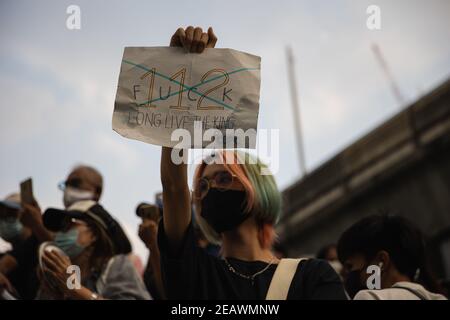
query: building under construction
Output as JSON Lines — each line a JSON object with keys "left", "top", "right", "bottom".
{"left": 277, "top": 77, "right": 450, "bottom": 281}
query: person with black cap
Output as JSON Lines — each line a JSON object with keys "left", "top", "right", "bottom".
{"left": 36, "top": 200, "right": 150, "bottom": 300}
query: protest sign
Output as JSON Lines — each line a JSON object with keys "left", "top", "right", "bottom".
{"left": 112, "top": 47, "right": 261, "bottom": 148}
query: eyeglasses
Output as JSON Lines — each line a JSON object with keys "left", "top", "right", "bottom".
{"left": 194, "top": 171, "right": 237, "bottom": 199}
{"left": 58, "top": 178, "right": 82, "bottom": 191}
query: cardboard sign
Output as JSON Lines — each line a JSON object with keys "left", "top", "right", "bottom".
{"left": 112, "top": 47, "right": 261, "bottom": 148}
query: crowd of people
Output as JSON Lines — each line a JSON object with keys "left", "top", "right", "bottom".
{"left": 0, "top": 26, "right": 448, "bottom": 300}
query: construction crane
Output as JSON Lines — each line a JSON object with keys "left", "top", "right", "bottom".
{"left": 371, "top": 43, "right": 406, "bottom": 107}
{"left": 286, "top": 46, "right": 307, "bottom": 177}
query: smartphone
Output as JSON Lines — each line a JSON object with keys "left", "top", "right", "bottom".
{"left": 20, "top": 178, "right": 34, "bottom": 205}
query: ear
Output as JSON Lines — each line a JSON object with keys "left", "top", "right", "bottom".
{"left": 376, "top": 250, "right": 390, "bottom": 271}
{"left": 88, "top": 230, "right": 97, "bottom": 245}
{"left": 257, "top": 223, "right": 275, "bottom": 249}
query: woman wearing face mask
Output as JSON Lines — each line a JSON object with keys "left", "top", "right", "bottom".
{"left": 159, "top": 31, "right": 347, "bottom": 297}
{"left": 337, "top": 214, "right": 447, "bottom": 300}
{"left": 160, "top": 147, "right": 346, "bottom": 299}
{"left": 36, "top": 200, "right": 150, "bottom": 300}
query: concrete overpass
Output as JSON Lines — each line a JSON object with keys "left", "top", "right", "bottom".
{"left": 277, "top": 77, "right": 450, "bottom": 280}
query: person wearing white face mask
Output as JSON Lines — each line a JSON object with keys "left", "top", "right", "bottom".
{"left": 58, "top": 165, "right": 103, "bottom": 208}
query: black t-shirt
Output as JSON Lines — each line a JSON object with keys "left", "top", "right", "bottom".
{"left": 158, "top": 220, "right": 348, "bottom": 300}
{"left": 8, "top": 235, "right": 40, "bottom": 300}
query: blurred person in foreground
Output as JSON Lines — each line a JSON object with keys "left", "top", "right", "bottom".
{"left": 37, "top": 200, "right": 149, "bottom": 300}
{"left": 338, "top": 214, "right": 447, "bottom": 300}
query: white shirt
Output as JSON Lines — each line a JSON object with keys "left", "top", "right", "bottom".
{"left": 354, "top": 281, "right": 447, "bottom": 300}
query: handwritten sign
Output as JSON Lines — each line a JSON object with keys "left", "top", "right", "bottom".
{"left": 112, "top": 47, "right": 261, "bottom": 148}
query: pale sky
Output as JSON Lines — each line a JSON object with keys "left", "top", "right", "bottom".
{"left": 1, "top": 0, "right": 449, "bottom": 259}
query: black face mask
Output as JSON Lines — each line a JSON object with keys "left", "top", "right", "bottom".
{"left": 200, "top": 188, "right": 249, "bottom": 233}
{"left": 344, "top": 268, "right": 367, "bottom": 299}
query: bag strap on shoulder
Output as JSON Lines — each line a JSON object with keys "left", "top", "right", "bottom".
{"left": 265, "top": 258, "right": 305, "bottom": 300}
{"left": 392, "top": 285, "right": 427, "bottom": 300}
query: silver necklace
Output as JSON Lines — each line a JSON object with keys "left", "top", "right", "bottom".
{"left": 224, "top": 257, "right": 276, "bottom": 286}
